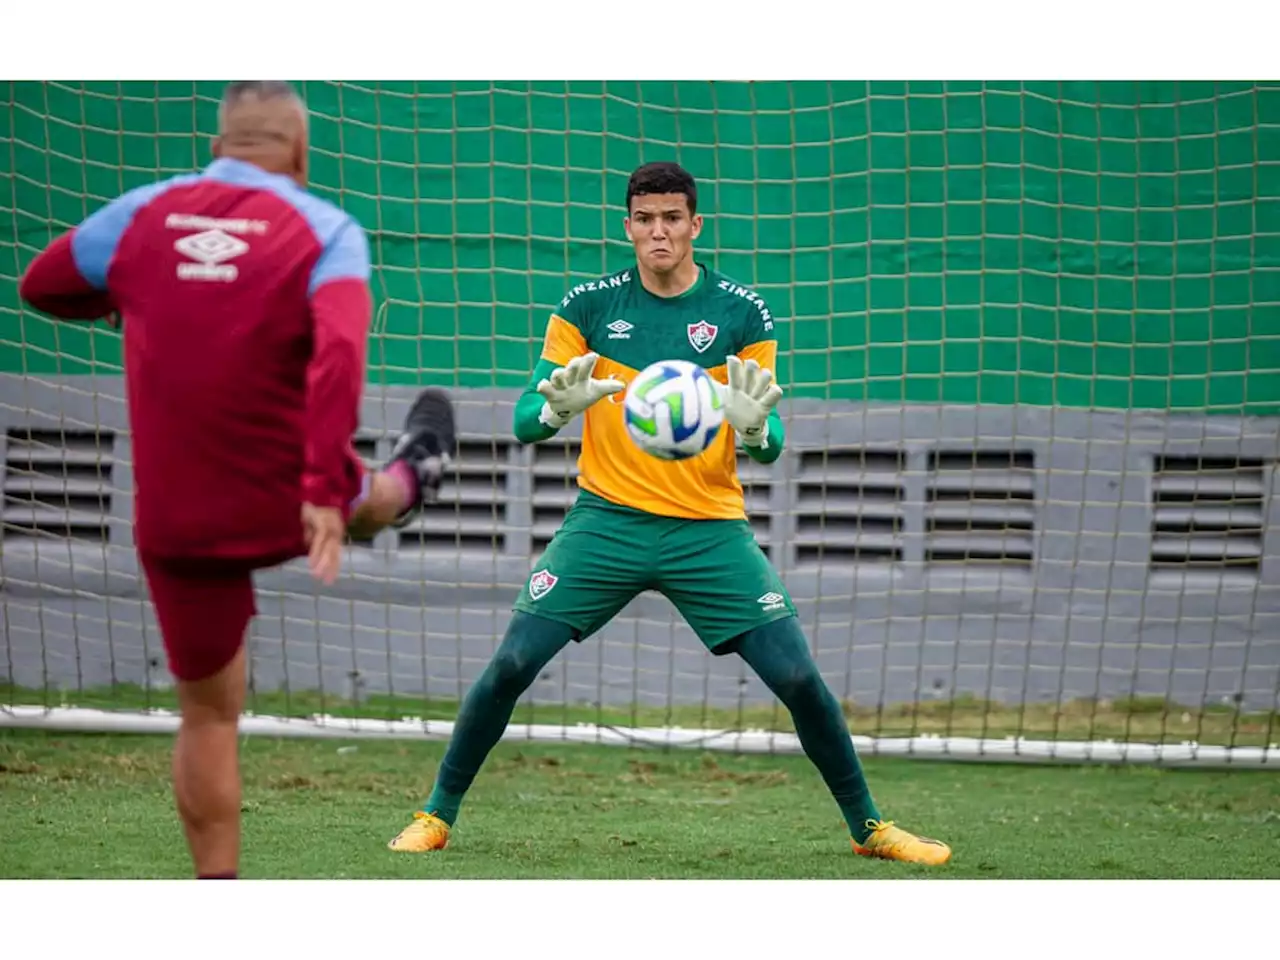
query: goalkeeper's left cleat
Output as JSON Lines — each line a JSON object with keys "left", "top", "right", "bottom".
{"left": 384, "top": 387, "right": 458, "bottom": 527}
{"left": 387, "top": 811, "right": 451, "bottom": 852}
{"left": 852, "top": 819, "right": 952, "bottom": 866}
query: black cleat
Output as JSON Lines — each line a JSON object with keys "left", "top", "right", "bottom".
{"left": 384, "top": 388, "right": 458, "bottom": 526}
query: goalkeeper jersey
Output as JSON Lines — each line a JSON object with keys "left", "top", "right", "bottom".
{"left": 524, "top": 262, "right": 782, "bottom": 521}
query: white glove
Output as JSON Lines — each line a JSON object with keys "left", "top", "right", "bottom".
{"left": 536, "top": 352, "right": 624, "bottom": 429}
{"left": 722, "top": 355, "right": 783, "bottom": 447}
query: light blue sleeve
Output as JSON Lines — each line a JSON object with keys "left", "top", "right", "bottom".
{"left": 307, "top": 218, "right": 371, "bottom": 296}
{"left": 70, "top": 180, "right": 176, "bottom": 290}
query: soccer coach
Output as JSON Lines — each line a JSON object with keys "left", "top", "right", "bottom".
{"left": 18, "top": 80, "right": 455, "bottom": 878}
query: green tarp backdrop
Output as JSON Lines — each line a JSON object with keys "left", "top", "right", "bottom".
{"left": 3, "top": 81, "right": 1277, "bottom": 412}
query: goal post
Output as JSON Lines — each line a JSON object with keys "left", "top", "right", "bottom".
{"left": 2, "top": 80, "right": 1278, "bottom": 768}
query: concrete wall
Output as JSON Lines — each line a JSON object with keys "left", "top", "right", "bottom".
{"left": 3, "top": 375, "right": 1278, "bottom": 714}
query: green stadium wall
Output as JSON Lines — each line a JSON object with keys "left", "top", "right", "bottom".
{"left": 3, "top": 81, "right": 1278, "bottom": 413}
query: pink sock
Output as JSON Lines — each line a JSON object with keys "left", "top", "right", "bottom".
{"left": 386, "top": 460, "right": 418, "bottom": 512}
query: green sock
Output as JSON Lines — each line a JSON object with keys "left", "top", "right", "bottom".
{"left": 424, "top": 611, "right": 574, "bottom": 826}
{"left": 733, "top": 617, "right": 883, "bottom": 844}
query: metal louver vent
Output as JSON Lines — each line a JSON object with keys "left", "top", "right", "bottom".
{"left": 925, "top": 450, "right": 1035, "bottom": 565}
{"left": 397, "top": 437, "right": 511, "bottom": 555}
{"left": 2, "top": 427, "right": 115, "bottom": 543}
{"left": 529, "top": 437, "right": 581, "bottom": 555}
{"left": 792, "top": 448, "right": 905, "bottom": 565}
{"left": 1150, "top": 456, "right": 1266, "bottom": 575}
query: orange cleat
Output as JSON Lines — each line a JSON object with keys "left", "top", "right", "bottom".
{"left": 387, "top": 811, "right": 451, "bottom": 853}
{"left": 852, "top": 819, "right": 952, "bottom": 866}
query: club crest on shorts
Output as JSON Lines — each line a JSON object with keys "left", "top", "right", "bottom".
{"left": 528, "top": 569, "right": 558, "bottom": 601}
{"left": 687, "top": 320, "right": 718, "bottom": 354}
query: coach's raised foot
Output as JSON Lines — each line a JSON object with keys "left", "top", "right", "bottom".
{"left": 385, "top": 387, "right": 459, "bottom": 527}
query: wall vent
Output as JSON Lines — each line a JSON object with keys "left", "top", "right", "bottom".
{"left": 925, "top": 449, "right": 1036, "bottom": 566}
{"left": 792, "top": 448, "right": 905, "bottom": 565}
{"left": 2, "top": 427, "right": 115, "bottom": 544}
{"left": 1150, "top": 455, "right": 1266, "bottom": 575}
{"left": 397, "top": 436, "right": 512, "bottom": 555}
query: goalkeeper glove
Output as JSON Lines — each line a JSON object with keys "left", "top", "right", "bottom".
{"left": 722, "top": 355, "right": 783, "bottom": 447}
{"left": 536, "top": 352, "right": 624, "bottom": 430}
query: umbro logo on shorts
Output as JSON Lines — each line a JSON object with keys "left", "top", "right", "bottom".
{"left": 529, "top": 569, "right": 559, "bottom": 601}
{"left": 758, "top": 591, "right": 786, "bottom": 612}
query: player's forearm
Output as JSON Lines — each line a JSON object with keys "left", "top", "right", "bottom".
{"left": 303, "top": 280, "right": 372, "bottom": 507}
{"left": 19, "top": 232, "right": 118, "bottom": 321}
{"left": 742, "top": 409, "right": 785, "bottom": 464}
{"left": 513, "top": 358, "right": 561, "bottom": 444}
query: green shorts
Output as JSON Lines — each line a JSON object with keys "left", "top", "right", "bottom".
{"left": 513, "top": 490, "right": 797, "bottom": 651}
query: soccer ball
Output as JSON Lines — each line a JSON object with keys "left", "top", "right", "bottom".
{"left": 623, "top": 359, "right": 724, "bottom": 461}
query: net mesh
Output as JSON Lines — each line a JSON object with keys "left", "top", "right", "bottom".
{"left": 2, "top": 81, "right": 1278, "bottom": 757}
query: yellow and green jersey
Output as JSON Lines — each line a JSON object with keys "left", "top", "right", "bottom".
{"left": 512, "top": 262, "right": 785, "bottom": 520}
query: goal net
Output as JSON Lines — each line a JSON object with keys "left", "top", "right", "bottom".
{"left": 2, "top": 81, "right": 1278, "bottom": 767}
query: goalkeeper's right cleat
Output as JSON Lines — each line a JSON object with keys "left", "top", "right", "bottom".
{"left": 384, "top": 388, "right": 458, "bottom": 528}
{"left": 387, "top": 811, "right": 451, "bottom": 852}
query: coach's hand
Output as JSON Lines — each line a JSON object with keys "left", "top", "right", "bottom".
{"left": 536, "top": 352, "right": 624, "bottom": 429}
{"left": 722, "top": 355, "right": 783, "bottom": 447}
{"left": 302, "top": 503, "right": 346, "bottom": 585}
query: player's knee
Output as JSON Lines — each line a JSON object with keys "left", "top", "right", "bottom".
{"left": 735, "top": 617, "right": 828, "bottom": 706}
{"left": 486, "top": 647, "right": 540, "bottom": 701}
{"left": 483, "top": 611, "right": 574, "bottom": 701}
{"left": 770, "top": 661, "right": 826, "bottom": 708}
{"left": 176, "top": 646, "right": 247, "bottom": 724}
{"left": 487, "top": 620, "right": 551, "bottom": 701}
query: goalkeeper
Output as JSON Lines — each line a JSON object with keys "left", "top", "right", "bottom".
{"left": 390, "top": 162, "right": 951, "bottom": 865}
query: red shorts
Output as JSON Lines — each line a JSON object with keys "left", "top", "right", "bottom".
{"left": 140, "top": 555, "right": 258, "bottom": 683}
{"left": 137, "top": 445, "right": 371, "bottom": 682}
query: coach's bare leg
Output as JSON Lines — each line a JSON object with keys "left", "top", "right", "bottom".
{"left": 347, "top": 386, "right": 455, "bottom": 543}
{"left": 305, "top": 471, "right": 425, "bottom": 585}
{"left": 173, "top": 643, "right": 247, "bottom": 878}
{"left": 346, "top": 470, "right": 413, "bottom": 541}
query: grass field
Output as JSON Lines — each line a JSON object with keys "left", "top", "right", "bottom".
{"left": 2, "top": 727, "right": 1278, "bottom": 879}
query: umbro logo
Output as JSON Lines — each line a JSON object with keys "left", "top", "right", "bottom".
{"left": 607, "top": 319, "right": 633, "bottom": 339}
{"left": 173, "top": 228, "right": 248, "bottom": 283}
{"left": 758, "top": 591, "right": 787, "bottom": 612}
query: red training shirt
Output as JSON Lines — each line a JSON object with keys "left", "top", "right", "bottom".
{"left": 19, "top": 157, "right": 372, "bottom": 566}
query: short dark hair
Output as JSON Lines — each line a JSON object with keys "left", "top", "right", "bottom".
{"left": 626, "top": 162, "right": 697, "bottom": 215}
{"left": 218, "top": 81, "right": 306, "bottom": 136}
{"left": 221, "top": 80, "right": 300, "bottom": 104}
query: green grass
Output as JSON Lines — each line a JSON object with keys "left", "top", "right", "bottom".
{"left": 2, "top": 729, "right": 1278, "bottom": 879}
{"left": 6, "top": 681, "right": 1279, "bottom": 748}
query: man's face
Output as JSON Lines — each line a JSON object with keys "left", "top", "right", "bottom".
{"left": 625, "top": 193, "right": 702, "bottom": 275}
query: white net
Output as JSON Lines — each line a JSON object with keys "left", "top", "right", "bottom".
{"left": 2, "top": 81, "right": 1278, "bottom": 765}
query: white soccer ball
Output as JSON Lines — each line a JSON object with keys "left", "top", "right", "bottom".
{"left": 623, "top": 359, "right": 724, "bottom": 461}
